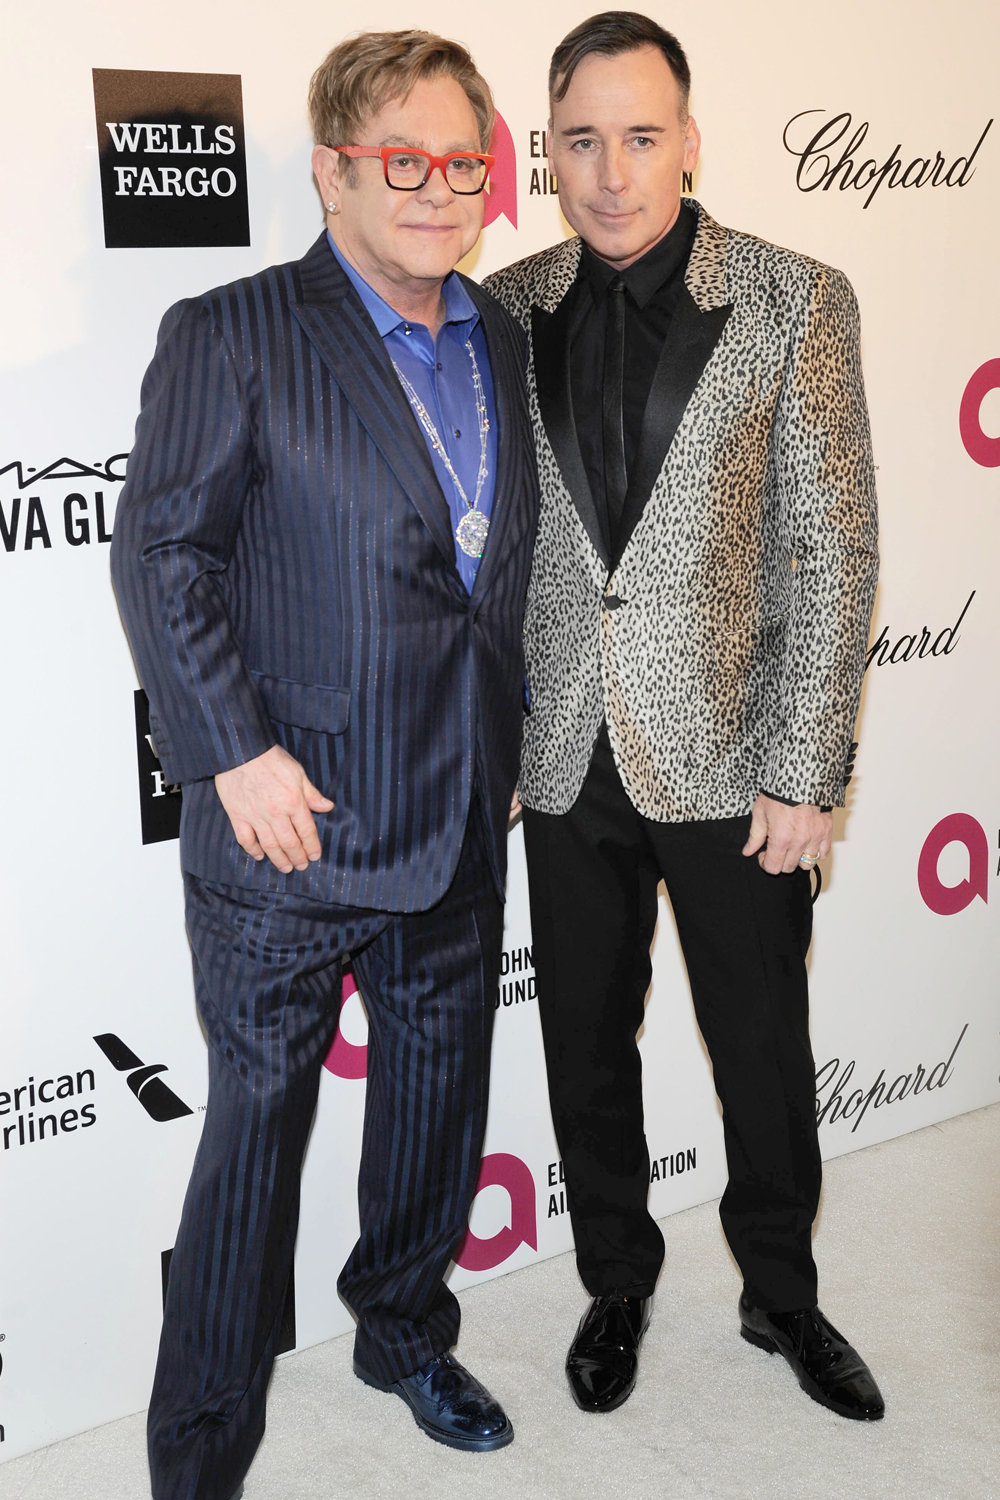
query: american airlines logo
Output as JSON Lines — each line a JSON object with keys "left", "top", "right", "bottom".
{"left": 93, "top": 1034, "right": 193, "bottom": 1123}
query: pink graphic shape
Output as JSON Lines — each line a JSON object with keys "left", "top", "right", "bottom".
{"left": 323, "top": 971, "right": 368, "bottom": 1079}
{"left": 917, "top": 813, "right": 989, "bottom": 915}
{"left": 454, "top": 1152, "right": 537, "bottom": 1271}
{"left": 483, "top": 112, "right": 517, "bottom": 229}
{"left": 959, "top": 359, "right": 1000, "bottom": 467}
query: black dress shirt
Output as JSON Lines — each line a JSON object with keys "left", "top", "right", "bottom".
{"left": 569, "top": 203, "right": 697, "bottom": 553}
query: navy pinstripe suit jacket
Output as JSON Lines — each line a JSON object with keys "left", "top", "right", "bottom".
{"left": 111, "top": 233, "right": 538, "bottom": 912}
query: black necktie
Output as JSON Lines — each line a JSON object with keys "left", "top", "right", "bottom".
{"left": 602, "top": 277, "right": 628, "bottom": 541}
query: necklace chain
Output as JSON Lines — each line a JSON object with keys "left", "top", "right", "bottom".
{"left": 392, "top": 339, "right": 491, "bottom": 518}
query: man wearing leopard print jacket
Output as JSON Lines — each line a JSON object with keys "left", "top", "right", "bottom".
{"left": 484, "top": 12, "right": 882, "bottom": 1423}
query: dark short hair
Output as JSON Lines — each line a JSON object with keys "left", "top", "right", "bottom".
{"left": 549, "top": 11, "right": 691, "bottom": 118}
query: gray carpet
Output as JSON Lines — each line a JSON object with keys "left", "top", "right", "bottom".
{"left": 2, "top": 1104, "right": 997, "bottom": 1500}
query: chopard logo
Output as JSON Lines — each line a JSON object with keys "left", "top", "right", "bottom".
{"left": 865, "top": 591, "right": 975, "bottom": 669}
{"left": 782, "top": 111, "right": 993, "bottom": 208}
{"left": 815, "top": 1025, "right": 968, "bottom": 1133}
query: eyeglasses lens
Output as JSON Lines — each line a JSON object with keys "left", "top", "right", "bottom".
{"left": 385, "top": 153, "right": 488, "bottom": 192}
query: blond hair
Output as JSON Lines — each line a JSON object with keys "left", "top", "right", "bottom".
{"left": 309, "top": 30, "right": 495, "bottom": 166}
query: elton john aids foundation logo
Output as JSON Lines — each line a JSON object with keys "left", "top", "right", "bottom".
{"left": 960, "top": 360, "right": 1000, "bottom": 468}
{"left": 454, "top": 1154, "right": 537, "bottom": 1271}
{"left": 483, "top": 112, "right": 517, "bottom": 230}
{"left": 918, "top": 814, "right": 990, "bottom": 915}
{"left": 323, "top": 972, "right": 368, "bottom": 1080}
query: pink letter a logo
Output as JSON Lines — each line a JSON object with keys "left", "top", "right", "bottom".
{"left": 323, "top": 972, "right": 368, "bottom": 1079}
{"left": 454, "top": 1153, "right": 537, "bottom": 1271}
{"left": 917, "top": 813, "right": 989, "bottom": 915}
{"left": 960, "top": 360, "right": 1000, "bottom": 468}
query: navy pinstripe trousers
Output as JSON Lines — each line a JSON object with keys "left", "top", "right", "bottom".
{"left": 147, "top": 802, "right": 502, "bottom": 1500}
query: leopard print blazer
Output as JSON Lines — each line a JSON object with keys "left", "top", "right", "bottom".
{"left": 483, "top": 200, "right": 879, "bottom": 820}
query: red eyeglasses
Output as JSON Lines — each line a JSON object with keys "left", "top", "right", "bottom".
{"left": 334, "top": 146, "right": 495, "bottom": 194}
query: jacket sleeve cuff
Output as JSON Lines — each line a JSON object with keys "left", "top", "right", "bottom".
{"left": 761, "top": 790, "right": 833, "bottom": 813}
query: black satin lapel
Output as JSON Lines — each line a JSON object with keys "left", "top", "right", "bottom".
{"left": 466, "top": 288, "right": 524, "bottom": 607}
{"left": 612, "top": 290, "right": 733, "bottom": 569}
{"left": 532, "top": 301, "right": 610, "bottom": 568}
{"left": 290, "top": 248, "right": 457, "bottom": 573}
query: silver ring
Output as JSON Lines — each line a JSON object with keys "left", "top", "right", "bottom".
{"left": 798, "top": 852, "right": 819, "bottom": 867}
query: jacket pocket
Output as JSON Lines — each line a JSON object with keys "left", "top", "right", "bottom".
{"left": 715, "top": 609, "right": 790, "bottom": 639}
{"left": 250, "top": 670, "right": 350, "bottom": 734}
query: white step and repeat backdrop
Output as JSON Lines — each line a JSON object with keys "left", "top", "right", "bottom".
{"left": 1, "top": 0, "right": 998, "bottom": 1463}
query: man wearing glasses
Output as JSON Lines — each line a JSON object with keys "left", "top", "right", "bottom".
{"left": 112, "top": 30, "right": 536, "bottom": 1499}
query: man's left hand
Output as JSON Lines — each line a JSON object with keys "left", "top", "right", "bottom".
{"left": 742, "top": 795, "right": 832, "bottom": 875}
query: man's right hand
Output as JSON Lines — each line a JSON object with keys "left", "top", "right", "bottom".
{"left": 214, "top": 745, "right": 334, "bottom": 874}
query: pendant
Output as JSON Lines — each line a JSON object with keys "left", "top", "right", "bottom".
{"left": 457, "top": 508, "right": 490, "bottom": 558}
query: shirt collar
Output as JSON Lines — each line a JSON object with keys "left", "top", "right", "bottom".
{"left": 579, "top": 201, "right": 695, "bottom": 310}
{"left": 326, "top": 230, "right": 479, "bottom": 339}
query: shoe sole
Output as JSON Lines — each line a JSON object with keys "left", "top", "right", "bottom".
{"left": 739, "top": 1324, "right": 884, "bottom": 1421}
{"left": 353, "top": 1360, "right": 515, "bottom": 1451}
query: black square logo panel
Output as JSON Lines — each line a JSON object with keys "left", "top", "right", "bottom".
{"left": 134, "top": 689, "right": 182, "bottom": 845}
{"left": 93, "top": 68, "right": 250, "bottom": 248}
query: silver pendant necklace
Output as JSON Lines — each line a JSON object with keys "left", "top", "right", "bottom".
{"left": 392, "top": 339, "right": 491, "bottom": 558}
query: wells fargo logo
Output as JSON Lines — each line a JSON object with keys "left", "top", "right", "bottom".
{"left": 92, "top": 68, "right": 250, "bottom": 249}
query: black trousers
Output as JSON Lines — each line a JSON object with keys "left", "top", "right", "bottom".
{"left": 522, "top": 728, "right": 820, "bottom": 1311}
{"left": 147, "top": 801, "right": 502, "bottom": 1500}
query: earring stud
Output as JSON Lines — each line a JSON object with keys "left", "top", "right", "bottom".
{"left": 327, "top": 200, "right": 338, "bottom": 213}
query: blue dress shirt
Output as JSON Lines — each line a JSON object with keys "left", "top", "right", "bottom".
{"left": 327, "top": 232, "right": 497, "bottom": 594}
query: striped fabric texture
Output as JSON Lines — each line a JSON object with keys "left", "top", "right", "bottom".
{"left": 111, "top": 233, "right": 538, "bottom": 912}
{"left": 148, "top": 803, "right": 502, "bottom": 1500}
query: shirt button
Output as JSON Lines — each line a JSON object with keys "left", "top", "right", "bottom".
{"left": 454, "top": 429, "right": 461, "bottom": 438}
{"left": 436, "top": 362, "right": 443, "bottom": 371}
{"left": 403, "top": 325, "right": 412, "bottom": 335}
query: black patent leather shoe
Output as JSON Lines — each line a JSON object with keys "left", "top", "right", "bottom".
{"left": 566, "top": 1293, "right": 652, "bottom": 1412}
{"left": 354, "top": 1351, "right": 513, "bottom": 1451}
{"left": 227, "top": 1487, "right": 244, "bottom": 1499}
{"left": 739, "top": 1294, "right": 885, "bottom": 1420}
